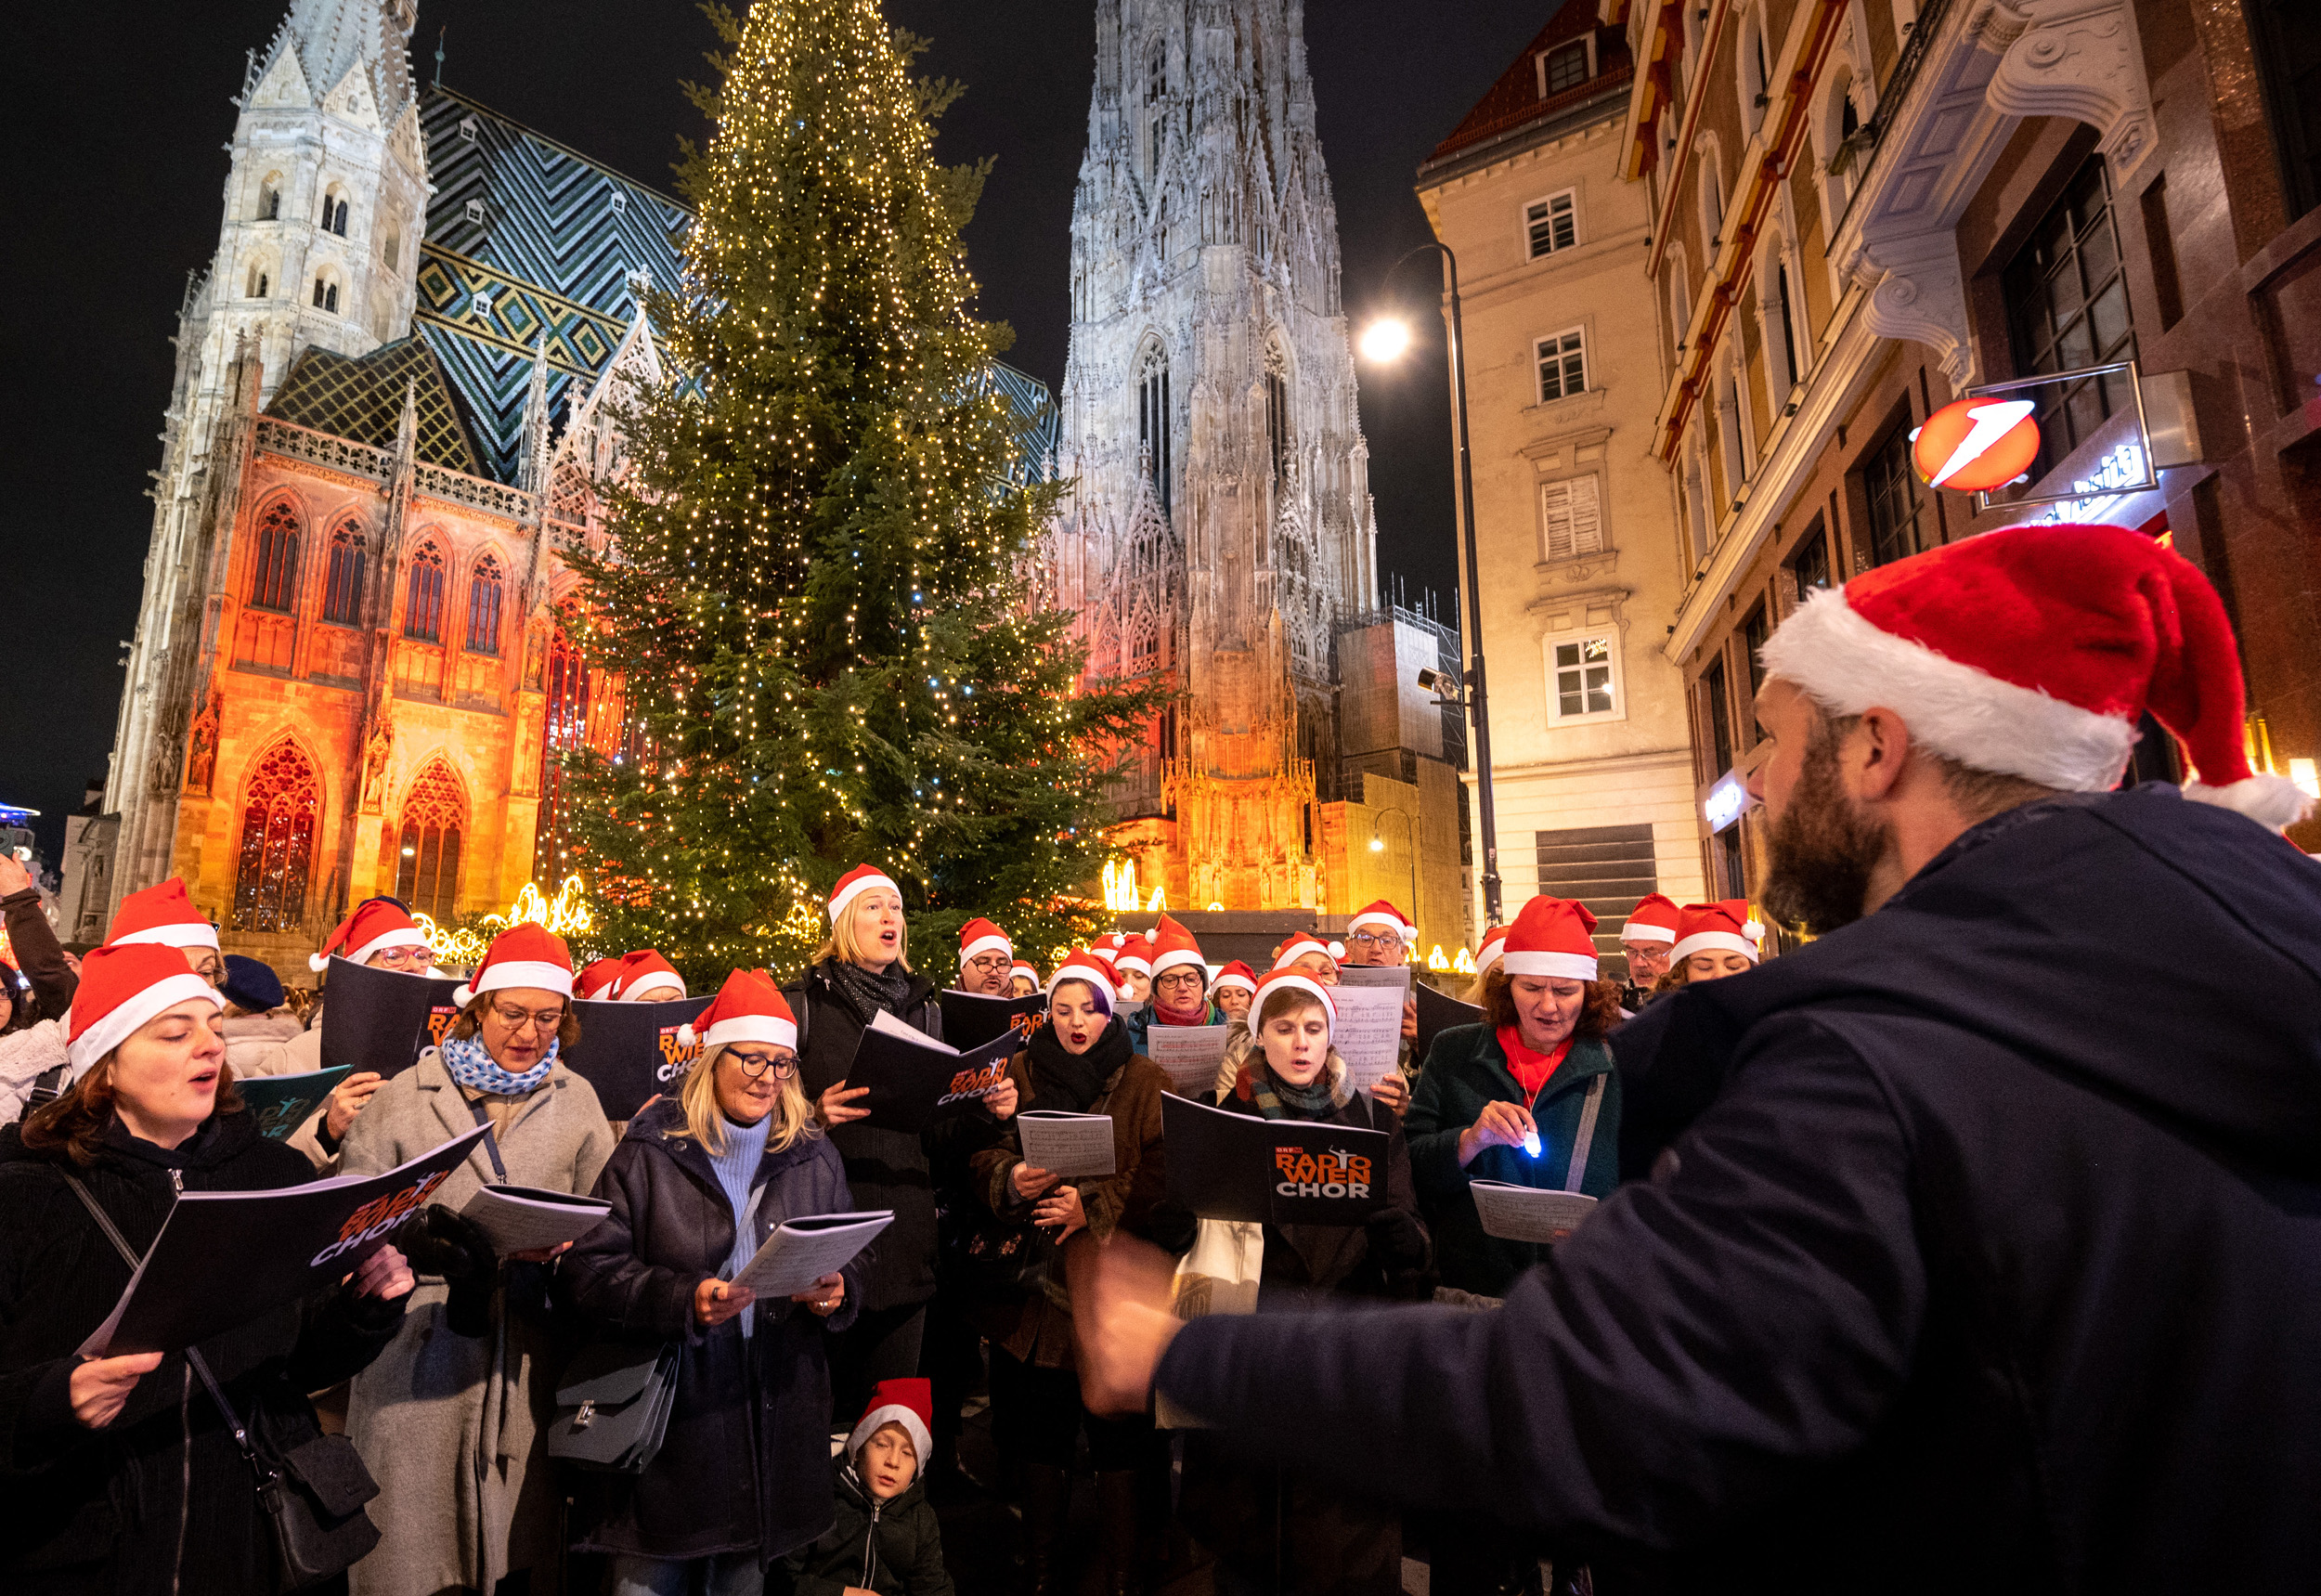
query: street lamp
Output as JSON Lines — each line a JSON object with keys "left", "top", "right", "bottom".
{"left": 1359, "top": 241, "right": 1503, "bottom": 924}
{"left": 1368, "top": 809, "right": 1420, "bottom": 951}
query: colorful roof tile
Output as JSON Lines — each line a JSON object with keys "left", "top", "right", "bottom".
{"left": 264, "top": 333, "right": 483, "bottom": 472}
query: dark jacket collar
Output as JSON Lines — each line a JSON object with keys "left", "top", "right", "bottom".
{"left": 628, "top": 1092, "right": 823, "bottom": 1195}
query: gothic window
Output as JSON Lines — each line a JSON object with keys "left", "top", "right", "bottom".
{"left": 1265, "top": 344, "right": 1291, "bottom": 487}
{"left": 1146, "top": 39, "right": 1167, "bottom": 175}
{"left": 1770, "top": 258, "right": 1802, "bottom": 391}
{"left": 382, "top": 228, "right": 399, "bottom": 269}
{"left": 312, "top": 275, "right": 340, "bottom": 314}
{"left": 322, "top": 524, "right": 366, "bottom": 626}
{"left": 1739, "top": 7, "right": 1771, "bottom": 136}
{"left": 233, "top": 739, "right": 319, "bottom": 933}
{"left": 395, "top": 761, "right": 465, "bottom": 923}
{"left": 1536, "top": 329, "right": 1588, "bottom": 403}
{"left": 465, "top": 554, "right": 505, "bottom": 655}
{"left": 1526, "top": 191, "right": 1577, "bottom": 258}
{"left": 536, "top": 629, "right": 591, "bottom": 879}
{"left": 1701, "top": 152, "right": 1726, "bottom": 247}
{"left": 247, "top": 500, "right": 302, "bottom": 615}
{"left": 404, "top": 544, "right": 447, "bottom": 642}
{"left": 1137, "top": 343, "right": 1173, "bottom": 520}
{"left": 247, "top": 266, "right": 270, "bottom": 299}
{"left": 321, "top": 190, "right": 349, "bottom": 236}
{"left": 258, "top": 180, "right": 281, "bottom": 221}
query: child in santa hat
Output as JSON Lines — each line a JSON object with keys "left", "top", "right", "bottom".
{"left": 774, "top": 1379, "right": 953, "bottom": 1596}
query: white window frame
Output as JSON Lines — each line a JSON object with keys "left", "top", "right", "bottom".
{"left": 463, "top": 198, "right": 486, "bottom": 226}
{"left": 1544, "top": 628, "right": 1625, "bottom": 724}
{"left": 1524, "top": 188, "right": 1579, "bottom": 260}
{"left": 1538, "top": 472, "right": 1606, "bottom": 564}
{"left": 1534, "top": 36, "right": 1596, "bottom": 98}
{"left": 1536, "top": 327, "right": 1588, "bottom": 405}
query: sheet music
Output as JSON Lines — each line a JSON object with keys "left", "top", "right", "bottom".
{"left": 1016, "top": 1110, "right": 1117, "bottom": 1177}
{"left": 1143, "top": 1024, "right": 1231, "bottom": 1098}
{"left": 1470, "top": 1180, "right": 1598, "bottom": 1244}
{"left": 730, "top": 1211, "right": 895, "bottom": 1298}
{"left": 1328, "top": 981, "right": 1407, "bottom": 1093}
{"left": 460, "top": 1184, "right": 613, "bottom": 1254}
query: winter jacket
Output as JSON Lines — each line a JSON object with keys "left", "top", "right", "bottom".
{"left": 559, "top": 1095, "right": 864, "bottom": 1564}
{"left": 786, "top": 961, "right": 945, "bottom": 1313}
{"left": 0, "top": 1020, "right": 70, "bottom": 1126}
{"left": 1, "top": 887, "right": 76, "bottom": 1026}
{"left": 0, "top": 1110, "right": 406, "bottom": 1594}
{"left": 1155, "top": 786, "right": 2321, "bottom": 1592}
{"left": 1403, "top": 1025, "right": 1620, "bottom": 1296}
{"left": 337, "top": 1050, "right": 615, "bottom": 1596}
{"left": 774, "top": 1457, "right": 954, "bottom": 1596}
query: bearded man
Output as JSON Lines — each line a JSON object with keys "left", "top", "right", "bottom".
{"left": 1074, "top": 525, "right": 2321, "bottom": 1592}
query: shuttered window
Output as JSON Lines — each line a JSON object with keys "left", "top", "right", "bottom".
{"left": 1541, "top": 474, "right": 1604, "bottom": 561}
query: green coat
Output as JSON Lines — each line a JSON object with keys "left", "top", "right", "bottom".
{"left": 1405, "top": 1022, "right": 1620, "bottom": 1296}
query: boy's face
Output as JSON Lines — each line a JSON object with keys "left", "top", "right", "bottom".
{"left": 861, "top": 1422, "right": 918, "bottom": 1499}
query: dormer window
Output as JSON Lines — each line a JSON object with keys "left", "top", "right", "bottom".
{"left": 460, "top": 115, "right": 479, "bottom": 141}
{"left": 610, "top": 188, "right": 627, "bottom": 214}
{"left": 464, "top": 199, "right": 486, "bottom": 226}
{"left": 1538, "top": 39, "right": 1589, "bottom": 97}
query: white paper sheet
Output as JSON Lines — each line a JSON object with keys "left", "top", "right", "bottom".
{"left": 730, "top": 1211, "right": 895, "bottom": 1298}
{"left": 1470, "top": 1180, "right": 1598, "bottom": 1244}
{"left": 460, "top": 1184, "right": 613, "bottom": 1254}
{"left": 1144, "top": 1024, "right": 1231, "bottom": 1098}
{"left": 1329, "top": 980, "right": 1407, "bottom": 1093}
{"left": 869, "top": 1007, "right": 957, "bottom": 1053}
{"left": 1016, "top": 1110, "right": 1118, "bottom": 1177}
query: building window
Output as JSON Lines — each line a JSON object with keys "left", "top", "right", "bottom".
{"left": 322, "top": 525, "right": 366, "bottom": 626}
{"left": 259, "top": 183, "right": 280, "bottom": 221}
{"left": 1534, "top": 823, "right": 1654, "bottom": 966}
{"left": 2004, "top": 157, "right": 2138, "bottom": 478}
{"left": 1540, "top": 39, "right": 1589, "bottom": 97}
{"left": 1742, "top": 600, "right": 1770, "bottom": 700}
{"left": 1704, "top": 655, "right": 1734, "bottom": 775}
{"left": 395, "top": 761, "right": 465, "bottom": 923}
{"left": 610, "top": 188, "right": 628, "bottom": 214}
{"left": 233, "top": 739, "right": 318, "bottom": 934}
{"left": 404, "top": 544, "right": 447, "bottom": 642}
{"left": 464, "top": 198, "right": 486, "bottom": 226}
{"left": 1740, "top": 7, "right": 1771, "bottom": 134}
{"left": 247, "top": 267, "right": 269, "bottom": 299}
{"left": 1789, "top": 512, "right": 1832, "bottom": 595}
{"left": 1770, "top": 260, "right": 1801, "bottom": 390}
{"left": 247, "top": 501, "right": 301, "bottom": 615}
{"left": 1540, "top": 474, "right": 1604, "bottom": 561}
{"left": 1702, "top": 156, "right": 1725, "bottom": 245}
{"left": 1265, "top": 347, "right": 1290, "bottom": 487}
{"left": 1526, "top": 191, "right": 1576, "bottom": 258}
{"left": 465, "top": 554, "right": 505, "bottom": 655}
{"left": 1537, "top": 329, "right": 1587, "bottom": 403}
{"left": 1137, "top": 343, "right": 1172, "bottom": 519}
{"left": 2248, "top": 0, "right": 2321, "bottom": 220}
{"left": 312, "top": 277, "right": 339, "bottom": 314}
{"left": 322, "top": 193, "right": 348, "bottom": 236}
{"left": 1863, "top": 420, "right": 1934, "bottom": 566}
{"left": 537, "top": 628, "right": 593, "bottom": 880}
{"left": 1549, "top": 633, "right": 1619, "bottom": 720}
{"left": 460, "top": 114, "right": 479, "bottom": 141}
{"left": 382, "top": 229, "right": 399, "bottom": 269}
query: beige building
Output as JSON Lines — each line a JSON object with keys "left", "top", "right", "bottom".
{"left": 1418, "top": 9, "right": 1705, "bottom": 972}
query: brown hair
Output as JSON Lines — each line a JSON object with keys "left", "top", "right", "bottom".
{"left": 22, "top": 1055, "right": 247, "bottom": 1170}
{"left": 1650, "top": 960, "right": 1693, "bottom": 998}
{"left": 448, "top": 991, "right": 582, "bottom": 1052}
{"left": 1478, "top": 966, "right": 1624, "bottom": 1042}
{"left": 1254, "top": 986, "right": 1329, "bottom": 1033}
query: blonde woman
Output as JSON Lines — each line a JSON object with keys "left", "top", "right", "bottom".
{"left": 561, "top": 969, "right": 860, "bottom": 1596}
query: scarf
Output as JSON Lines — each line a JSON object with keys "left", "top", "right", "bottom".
{"left": 440, "top": 1029, "right": 558, "bottom": 1096}
{"left": 1498, "top": 1025, "right": 1572, "bottom": 1101}
{"left": 1151, "top": 989, "right": 1212, "bottom": 1028}
{"left": 1237, "top": 1054, "right": 1353, "bottom": 1121}
{"left": 824, "top": 957, "right": 917, "bottom": 1031}
{"left": 1027, "top": 1015, "right": 1131, "bottom": 1113}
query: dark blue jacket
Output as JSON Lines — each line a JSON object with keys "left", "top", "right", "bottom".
{"left": 1155, "top": 787, "right": 2321, "bottom": 1591}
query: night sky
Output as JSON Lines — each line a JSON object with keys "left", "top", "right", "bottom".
{"left": 4, "top": 0, "right": 1557, "bottom": 862}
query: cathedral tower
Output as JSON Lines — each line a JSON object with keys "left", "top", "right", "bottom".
{"left": 106, "top": 0, "right": 428, "bottom": 902}
{"left": 1056, "top": 0, "right": 1379, "bottom": 914}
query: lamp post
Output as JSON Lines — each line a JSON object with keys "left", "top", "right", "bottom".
{"left": 1368, "top": 808, "right": 1421, "bottom": 954}
{"left": 1358, "top": 241, "right": 1503, "bottom": 925}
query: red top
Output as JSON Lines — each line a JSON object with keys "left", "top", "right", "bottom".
{"left": 1498, "top": 1025, "right": 1574, "bottom": 1101}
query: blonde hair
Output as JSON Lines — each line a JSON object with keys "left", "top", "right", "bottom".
{"left": 674, "top": 1043, "right": 818, "bottom": 1157}
{"left": 810, "top": 892, "right": 913, "bottom": 973}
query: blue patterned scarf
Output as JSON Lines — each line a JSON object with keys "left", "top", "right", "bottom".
{"left": 439, "top": 1030, "right": 558, "bottom": 1096}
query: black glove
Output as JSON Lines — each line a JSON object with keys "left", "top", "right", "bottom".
{"left": 393, "top": 1203, "right": 499, "bottom": 1282}
{"left": 1364, "top": 1207, "right": 1429, "bottom": 1270}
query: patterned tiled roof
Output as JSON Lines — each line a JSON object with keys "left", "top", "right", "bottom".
{"left": 264, "top": 333, "right": 483, "bottom": 473}
{"left": 1427, "top": 6, "right": 1634, "bottom": 166}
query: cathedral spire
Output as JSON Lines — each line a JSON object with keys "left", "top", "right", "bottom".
{"left": 267, "top": 0, "right": 418, "bottom": 122}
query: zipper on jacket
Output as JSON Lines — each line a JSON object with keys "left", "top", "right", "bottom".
{"left": 861, "top": 1497, "right": 882, "bottom": 1590}
{"left": 171, "top": 1360, "right": 193, "bottom": 1594}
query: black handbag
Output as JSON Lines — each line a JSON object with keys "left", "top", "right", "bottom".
{"left": 546, "top": 1339, "right": 681, "bottom": 1473}
{"left": 936, "top": 1188, "right": 1056, "bottom": 1304}
{"left": 65, "top": 1174, "right": 381, "bottom": 1591}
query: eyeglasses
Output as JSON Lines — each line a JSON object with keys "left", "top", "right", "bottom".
{"left": 1348, "top": 931, "right": 1405, "bottom": 953}
{"left": 725, "top": 1050, "right": 797, "bottom": 1080}
{"left": 373, "top": 946, "right": 434, "bottom": 970}
{"left": 964, "top": 953, "right": 1011, "bottom": 974}
{"left": 489, "top": 1005, "right": 567, "bottom": 1033}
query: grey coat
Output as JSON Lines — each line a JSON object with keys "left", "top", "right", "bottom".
{"left": 336, "top": 1051, "right": 615, "bottom": 1596}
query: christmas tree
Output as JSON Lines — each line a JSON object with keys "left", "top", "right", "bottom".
{"left": 562, "top": 1, "right": 1155, "bottom": 978}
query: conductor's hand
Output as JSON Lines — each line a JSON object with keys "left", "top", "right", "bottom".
{"left": 1458, "top": 1099, "right": 1537, "bottom": 1167}
{"left": 353, "top": 1243, "right": 415, "bottom": 1303}
{"left": 1069, "top": 1236, "right": 1181, "bottom": 1418}
{"left": 325, "top": 1071, "right": 385, "bottom": 1140}
{"left": 71, "top": 1351, "right": 163, "bottom": 1430}
{"left": 816, "top": 1081, "right": 872, "bottom": 1128}
{"left": 694, "top": 1278, "right": 757, "bottom": 1329}
{"left": 1011, "top": 1162, "right": 1059, "bottom": 1204}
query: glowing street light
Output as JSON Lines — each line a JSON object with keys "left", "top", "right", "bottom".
{"left": 1358, "top": 317, "right": 1413, "bottom": 364}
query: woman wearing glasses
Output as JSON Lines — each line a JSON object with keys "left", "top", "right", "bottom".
{"left": 561, "top": 969, "right": 860, "bottom": 1595}
{"left": 336, "top": 926, "right": 616, "bottom": 1596}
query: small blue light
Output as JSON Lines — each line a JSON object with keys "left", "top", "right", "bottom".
{"left": 1521, "top": 1129, "right": 1541, "bottom": 1159}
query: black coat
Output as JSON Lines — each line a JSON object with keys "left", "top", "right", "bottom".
{"left": 785, "top": 962, "right": 946, "bottom": 1312}
{"left": 1, "top": 886, "right": 75, "bottom": 1027}
{"left": 558, "top": 1096, "right": 865, "bottom": 1564}
{"left": 1154, "top": 787, "right": 2321, "bottom": 1592}
{"left": 773, "top": 1458, "right": 954, "bottom": 1596}
{"left": 0, "top": 1111, "right": 406, "bottom": 1594}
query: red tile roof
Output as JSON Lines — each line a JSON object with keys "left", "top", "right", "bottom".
{"left": 1429, "top": 5, "right": 1634, "bottom": 164}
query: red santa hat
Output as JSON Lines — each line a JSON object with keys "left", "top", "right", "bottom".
{"left": 1346, "top": 900, "right": 1414, "bottom": 941}
{"left": 307, "top": 896, "right": 430, "bottom": 973}
{"left": 828, "top": 864, "right": 901, "bottom": 926}
{"left": 1111, "top": 934, "right": 1154, "bottom": 977}
{"left": 451, "top": 924, "right": 576, "bottom": 1006}
{"left": 105, "top": 878, "right": 219, "bottom": 954}
{"left": 1084, "top": 943, "right": 1121, "bottom": 971}
{"left": 1760, "top": 522, "right": 2313, "bottom": 828}
{"left": 957, "top": 918, "right": 1012, "bottom": 967}
{"left": 613, "top": 950, "right": 687, "bottom": 1002}
{"left": 1146, "top": 915, "right": 1206, "bottom": 980}
{"left": 1669, "top": 901, "right": 1765, "bottom": 966}
{"left": 847, "top": 1378, "right": 934, "bottom": 1469}
{"left": 1211, "top": 960, "right": 1259, "bottom": 997}
{"left": 577, "top": 958, "right": 627, "bottom": 1002}
{"left": 1251, "top": 963, "right": 1336, "bottom": 1039}
{"left": 1273, "top": 932, "right": 1344, "bottom": 968}
{"left": 1009, "top": 956, "right": 1040, "bottom": 986}
{"left": 66, "top": 942, "right": 226, "bottom": 1073}
{"left": 1498, "top": 895, "right": 1601, "bottom": 982}
{"left": 1045, "top": 951, "right": 1117, "bottom": 1016}
{"left": 1473, "top": 925, "right": 1511, "bottom": 978}
{"left": 1619, "top": 893, "right": 1682, "bottom": 946}
{"left": 677, "top": 967, "right": 797, "bottom": 1051}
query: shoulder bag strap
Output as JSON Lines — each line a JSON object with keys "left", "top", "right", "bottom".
{"left": 61, "top": 1172, "right": 273, "bottom": 1481}
{"left": 466, "top": 1093, "right": 510, "bottom": 1184}
{"left": 25, "top": 1062, "right": 71, "bottom": 1110}
{"left": 1563, "top": 1075, "right": 1609, "bottom": 1195}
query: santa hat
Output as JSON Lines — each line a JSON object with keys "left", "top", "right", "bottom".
{"left": 66, "top": 942, "right": 225, "bottom": 1073}
{"left": 957, "top": 918, "right": 1012, "bottom": 967}
{"left": 1211, "top": 960, "right": 1258, "bottom": 997}
{"left": 1103, "top": 932, "right": 1131, "bottom": 951}
{"left": 1045, "top": 951, "right": 1117, "bottom": 1016}
{"left": 1009, "top": 956, "right": 1040, "bottom": 986}
{"left": 1274, "top": 932, "right": 1343, "bottom": 968}
{"left": 577, "top": 958, "right": 627, "bottom": 1002}
{"left": 1619, "top": 894, "right": 1682, "bottom": 946}
{"left": 847, "top": 1378, "right": 934, "bottom": 1469}
{"left": 1147, "top": 915, "right": 1206, "bottom": 980}
{"left": 1346, "top": 900, "right": 1414, "bottom": 941}
{"left": 1250, "top": 963, "right": 1336, "bottom": 1039}
{"left": 1498, "top": 896, "right": 1601, "bottom": 982}
{"left": 1084, "top": 943, "right": 1120, "bottom": 971}
{"left": 677, "top": 967, "right": 797, "bottom": 1051}
{"left": 828, "top": 864, "right": 901, "bottom": 925}
{"left": 1669, "top": 901, "right": 1765, "bottom": 966}
{"left": 105, "top": 878, "right": 219, "bottom": 954}
{"left": 1473, "top": 926, "right": 1511, "bottom": 978}
{"left": 614, "top": 950, "right": 687, "bottom": 1003}
{"left": 1760, "top": 523, "right": 2314, "bottom": 828}
{"left": 308, "top": 896, "right": 428, "bottom": 973}
{"left": 1111, "top": 935, "right": 1154, "bottom": 977}
{"left": 451, "top": 924, "right": 575, "bottom": 1006}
